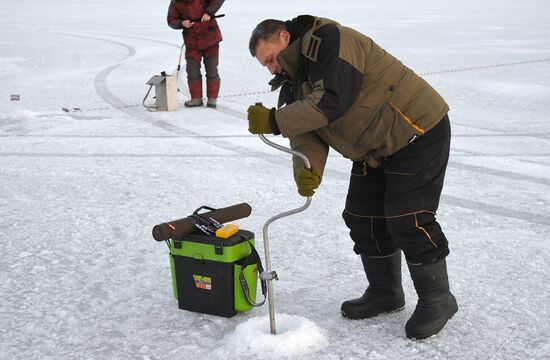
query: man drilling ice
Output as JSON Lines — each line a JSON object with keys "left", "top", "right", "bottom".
{"left": 246, "top": 15, "right": 458, "bottom": 339}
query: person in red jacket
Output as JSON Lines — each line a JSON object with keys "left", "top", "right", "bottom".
{"left": 167, "top": 0, "right": 224, "bottom": 108}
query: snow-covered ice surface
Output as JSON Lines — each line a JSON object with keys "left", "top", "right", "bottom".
{"left": 1, "top": 0, "right": 550, "bottom": 359}
{"left": 213, "top": 314, "right": 328, "bottom": 358}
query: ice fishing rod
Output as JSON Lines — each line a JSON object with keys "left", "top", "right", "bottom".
{"left": 257, "top": 129, "right": 312, "bottom": 335}
{"left": 188, "top": 14, "right": 225, "bottom": 23}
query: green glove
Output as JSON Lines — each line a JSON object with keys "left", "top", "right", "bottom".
{"left": 294, "top": 167, "right": 321, "bottom": 197}
{"left": 247, "top": 104, "right": 274, "bottom": 134}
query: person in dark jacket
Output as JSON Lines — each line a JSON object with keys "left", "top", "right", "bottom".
{"left": 247, "top": 15, "right": 458, "bottom": 339}
{"left": 167, "top": 0, "right": 224, "bottom": 108}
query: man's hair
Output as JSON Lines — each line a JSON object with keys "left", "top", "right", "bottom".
{"left": 248, "top": 19, "right": 287, "bottom": 57}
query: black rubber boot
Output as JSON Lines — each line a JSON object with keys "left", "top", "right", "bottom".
{"left": 406, "top": 259, "right": 458, "bottom": 339}
{"left": 341, "top": 251, "right": 405, "bottom": 319}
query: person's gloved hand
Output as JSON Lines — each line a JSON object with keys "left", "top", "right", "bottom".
{"left": 247, "top": 104, "right": 275, "bottom": 134}
{"left": 294, "top": 167, "right": 321, "bottom": 197}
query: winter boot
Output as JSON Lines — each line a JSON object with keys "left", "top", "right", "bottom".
{"left": 406, "top": 259, "right": 458, "bottom": 339}
{"left": 184, "top": 98, "right": 203, "bottom": 107}
{"left": 206, "top": 98, "right": 217, "bottom": 108}
{"left": 206, "top": 78, "right": 219, "bottom": 108}
{"left": 185, "top": 80, "right": 203, "bottom": 107}
{"left": 341, "top": 251, "right": 405, "bottom": 319}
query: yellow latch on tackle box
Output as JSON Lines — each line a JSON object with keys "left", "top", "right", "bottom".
{"left": 216, "top": 224, "right": 240, "bottom": 239}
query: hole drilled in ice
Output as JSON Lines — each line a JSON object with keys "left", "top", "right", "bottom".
{"left": 217, "top": 314, "right": 327, "bottom": 358}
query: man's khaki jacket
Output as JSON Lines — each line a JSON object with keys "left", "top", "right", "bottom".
{"left": 272, "top": 17, "right": 449, "bottom": 175}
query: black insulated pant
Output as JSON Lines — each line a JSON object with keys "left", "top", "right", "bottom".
{"left": 342, "top": 115, "right": 451, "bottom": 264}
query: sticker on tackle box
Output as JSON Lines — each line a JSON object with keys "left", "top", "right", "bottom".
{"left": 193, "top": 275, "right": 212, "bottom": 290}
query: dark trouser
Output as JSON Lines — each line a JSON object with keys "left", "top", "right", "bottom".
{"left": 342, "top": 115, "right": 451, "bottom": 264}
{"left": 185, "top": 44, "right": 220, "bottom": 99}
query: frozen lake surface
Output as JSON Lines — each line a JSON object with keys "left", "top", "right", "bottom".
{"left": 1, "top": 0, "right": 549, "bottom": 359}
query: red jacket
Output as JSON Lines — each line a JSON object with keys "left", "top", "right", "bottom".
{"left": 167, "top": 0, "right": 223, "bottom": 49}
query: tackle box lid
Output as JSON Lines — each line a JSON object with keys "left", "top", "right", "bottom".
{"left": 174, "top": 229, "right": 254, "bottom": 247}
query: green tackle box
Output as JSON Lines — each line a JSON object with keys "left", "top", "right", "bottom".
{"left": 169, "top": 229, "right": 258, "bottom": 317}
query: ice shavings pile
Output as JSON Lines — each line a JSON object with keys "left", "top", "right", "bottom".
{"left": 212, "top": 314, "right": 328, "bottom": 359}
